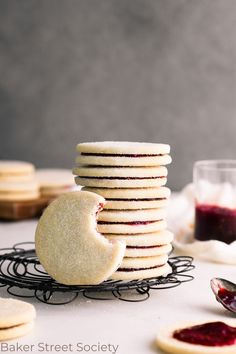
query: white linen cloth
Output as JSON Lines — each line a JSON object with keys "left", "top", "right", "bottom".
{"left": 167, "top": 184, "right": 236, "bottom": 265}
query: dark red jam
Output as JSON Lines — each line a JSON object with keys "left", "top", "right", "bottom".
{"left": 118, "top": 264, "right": 164, "bottom": 272}
{"left": 194, "top": 204, "right": 236, "bottom": 244}
{"left": 98, "top": 220, "right": 160, "bottom": 225}
{"left": 173, "top": 322, "right": 236, "bottom": 346}
{"left": 78, "top": 176, "right": 165, "bottom": 180}
{"left": 81, "top": 153, "right": 163, "bottom": 157}
{"left": 126, "top": 245, "right": 162, "bottom": 249}
{"left": 106, "top": 198, "right": 166, "bottom": 201}
{"left": 218, "top": 288, "right": 236, "bottom": 312}
{"left": 96, "top": 203, "right": 104, "bottom": 216}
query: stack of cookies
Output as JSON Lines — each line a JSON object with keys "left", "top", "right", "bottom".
{"left": 36, "top": 169, "right": 75, "bottom": 199}
{"left": 0, "top": 161, "right": 42, "bottom": 220}
{"left": 0, "top": 161, "right": 39, "bottom": 203}
{"left": 73, "top": 142, "right": 173, "bottom": 280}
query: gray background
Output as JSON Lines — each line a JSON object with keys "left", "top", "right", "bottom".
{"left": 0, "top": 0, "right": 236, "bottom": 190}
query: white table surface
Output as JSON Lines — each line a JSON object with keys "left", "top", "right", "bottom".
{"left": 0, "top": 220, "right": 235, "bottom": 354}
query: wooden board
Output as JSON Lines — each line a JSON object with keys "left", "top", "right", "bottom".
{"left": 0, "top": 198, "right": 52, "bottom": 221}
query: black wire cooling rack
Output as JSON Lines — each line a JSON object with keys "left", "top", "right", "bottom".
{"left": 0, "top": 242, "right": 194, "bottom": 304}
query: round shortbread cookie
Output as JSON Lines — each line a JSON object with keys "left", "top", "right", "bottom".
{"left": 36, "top": 169, "right": 74, "bottom": 188}
{"left": 104, "top": 230, "right": 174, "bottom": 246}
{"left": 0, "top": 191, "right": 40, "bottom": 201}
{"left": 111, "top": 262, "right": 171, "bottom": 280}
{"left": 73, "top": 166, "right": 167, "bottom": 178}
{"left": 156, "top": 321, "right": 236, "bottom": 354}
{"left": 105, "top": 230, "right": 173, "bottom": 256}
{"left": 98, "top": 208, "right": 166, "bottom": 222}
{"left": 97, "top": 220, "right": 167, "bottom": 234}
{"left": 0, "top": 181, "right": 39, "bottom": 192}
{"left": 102, "top": 199, "right": 169, "bottom": 209}
{"left": 123, "top": 243, "right": 172, "bottom": 257}
{"left": 0, "top": 181, "right": 39, "bottom": 201}
{"left": 75, "top": 176, "right": 167, "bottom": 188}
{"left": 0, "top": 174, "right": 35, "bottom": 182}
{"left": 82, "top": 186, "right": 170, "bottom": 209}
{"left": 0, "top": 321, "right": 34, "bottom": 341}
{"left": 76, "top": 154, "right": 172, "bottom": 167}
{"left": 76, "top": 141, "right": 170, "bottom": 154}
{"left": 0, "top": 161, "right": 35, "bottom": 176}
{"left": 35, "top": 191, "right": 126, "bottom": 285}
{"left": 120, "top": 254, "right": 168, "bottom": 268}
{"left": 40, "top": 187, "right": 75, "bottom": 197}
{"left": 0, "top": 298, "right": 36, "bottom": 328}
{"left": 82, "top": 186, "right": 170, "bottom": 199}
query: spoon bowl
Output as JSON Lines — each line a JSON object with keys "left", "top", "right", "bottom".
{"left": 211, "top": 278, "right": 236, "bottom": 314}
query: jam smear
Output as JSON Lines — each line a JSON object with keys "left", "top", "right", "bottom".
{"left": 173, "top": 321, "right": 236, "bottom": 346}
{"left": 218, "top": 288, "right": 236, "bottom": 312}
{"left": 194, "top": 204, "right": 236, "bottom": 244}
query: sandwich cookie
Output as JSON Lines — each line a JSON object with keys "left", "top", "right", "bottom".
{"left": 97, "top": 208, "right": 166, "bottom": 234}
{"left": 36, "top": 169, "right": 75, "bottom": 197}
{"left": 82, "top": 186, "right": 170, "bottom": 209}
{"left": 76, "top": 154, "right": 171, "bottom": 167}
{"left": 0, "top": 161, "right": 35, "bottom": 182}
{"left": 77, "top": 141, "right": 170, "bottom": 155}
{"left": 98, "top": 220, "right": 167, "bottom": 234}
{"left": 0, "top": 181, "right": 39, "bottom": 201}
{"left": 0, "top": 298, "right": 36, "bottom": 341}
{"left": 111, "top": 254, "right": 171, "bottom": 280}
{"left": 74, "top": 166, "right": 167, "bottom": 188}
{"left": 105, "top": 230, "right": 173, "bottom": 257}
{"left": 35, "top": 191, "right": 126, "bottom": 285}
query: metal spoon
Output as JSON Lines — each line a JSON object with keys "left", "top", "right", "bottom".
{"left": 211, "top": 278, "right": 236, "bottom": 314}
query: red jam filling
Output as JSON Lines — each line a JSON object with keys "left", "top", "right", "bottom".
{"left": 218, "top": 288, "right": 236, "bottom": 312}
{"left": 173, "top": 322, "right": 236, "bottom": 346}
{"left": 118, "top": 264, "right": 164, "bottom": 272}
{"left": 126, "top": 245, "right": 163, "bottom": 249}
{"left": 97, "top": 220, "right": 161, "bottom": 225}
{"left": 81, "top": 153, "right": 163, "bottom": 157}
{"left": 78, "top": 176, "right": 165, "bottom": 180}
{"left": 194, "top": 204, "right": 236, "bottom": 244}
{"left": 96, "top": 203, "right": 104, "bottom": 217}
{"left": 106, "top": 198, "right": 166, "bottom": 201}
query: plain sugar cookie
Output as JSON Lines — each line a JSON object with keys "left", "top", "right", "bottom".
{"left": 76, "top": 141, "right": 170, "bottom": 154}
{"left": 0, "top": 181, "right": 39, "bottom": 201}
{"left": 35, "top": 191, "right": 126, "bottom": 285}
{"left": 0, "top": 161, "right": 35, "bottom": 176}
{"left": 36, "top": 169, "right": 75, "bottom": 197}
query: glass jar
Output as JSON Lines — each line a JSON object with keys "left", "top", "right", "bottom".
{"left": 194, "top": 160, "right": 236, "bottom": 244}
